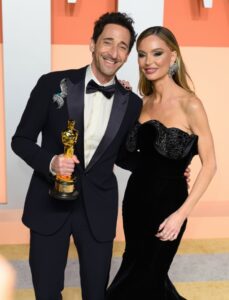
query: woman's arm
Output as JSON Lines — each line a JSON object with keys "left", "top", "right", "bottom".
{"left": 156, "top": 96, "right": 217, "bottom": 241}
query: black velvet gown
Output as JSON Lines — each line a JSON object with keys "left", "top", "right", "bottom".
{"left": 106, "top": 120, "right": 198, "bottom": 300}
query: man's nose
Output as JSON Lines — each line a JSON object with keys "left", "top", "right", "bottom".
{"left": 109, "top": 46, "right": 118, "bottom": 58}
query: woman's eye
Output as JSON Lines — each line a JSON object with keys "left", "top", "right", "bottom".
{"left": 138, "top": 53, "right": 145, "bottom": 58}
{"left": 154, "top": 51, "right": 163, "bottom": 56}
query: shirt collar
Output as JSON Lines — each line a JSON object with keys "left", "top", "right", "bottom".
{"left": 85, "top": 65, "right": 115, "bottom": 88}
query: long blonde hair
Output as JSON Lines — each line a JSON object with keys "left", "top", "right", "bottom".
{"left": 137, "top": 26, "right": 194, "bottom": 96}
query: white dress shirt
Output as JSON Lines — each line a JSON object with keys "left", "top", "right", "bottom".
{"left": 84, "top": 66, "right": 115, "bottom": 167}
{"left": 50, "top": 65, "right": 115, "bottom": 173}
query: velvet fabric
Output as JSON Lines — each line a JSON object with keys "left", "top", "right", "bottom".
{"left": 106, "top": 120, "right": 198, "bottom": 299}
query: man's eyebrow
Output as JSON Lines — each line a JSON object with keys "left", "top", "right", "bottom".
{"left": 103, "top": 37, "right": 129, "bottom": 48}
{"left": 103, "top": 37, "right": 113, "bottom": 41}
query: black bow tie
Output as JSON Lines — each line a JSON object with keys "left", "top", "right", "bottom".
{"left": 86, "top": 79, "right": 116, "bottom": 99}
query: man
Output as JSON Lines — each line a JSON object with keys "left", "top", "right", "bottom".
{"left": 12, "top": 12, "right": 141, "bottom": 300}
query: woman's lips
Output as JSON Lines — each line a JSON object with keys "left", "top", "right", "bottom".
{"left": 144, "top": 68, "right": 158, "bottom": 74}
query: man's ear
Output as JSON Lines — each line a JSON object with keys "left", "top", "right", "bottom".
{"left": 89, "top": 39, "right": 95, "bottom": 53}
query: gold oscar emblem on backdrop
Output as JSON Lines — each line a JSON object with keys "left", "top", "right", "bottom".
{"left": 49, "top": 120, "right": 79, "bottom": 200}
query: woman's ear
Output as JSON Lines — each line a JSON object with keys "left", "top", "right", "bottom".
{"left": 170, "top": 50, "right": 177, "bottom": 65}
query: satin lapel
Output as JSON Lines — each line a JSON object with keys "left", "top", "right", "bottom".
{"left": 66, "top": 78, "right": 85, "bottom": 169}
{"left": 86, "top": 86, "right": 129, "bottom": 172}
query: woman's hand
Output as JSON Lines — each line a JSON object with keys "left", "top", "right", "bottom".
{"left": 118, "top": 80, "right": 132, "bottom": 90}
{"left": 155, "top": 211, "right": 186, "bottom": 241}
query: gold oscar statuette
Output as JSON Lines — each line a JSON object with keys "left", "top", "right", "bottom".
{"left": 49, "top": 120, "right": 79, "bottom": 200}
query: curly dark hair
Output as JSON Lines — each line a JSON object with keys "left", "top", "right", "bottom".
{"left": 92, "top": 12, "right": 137, "bottom": 53}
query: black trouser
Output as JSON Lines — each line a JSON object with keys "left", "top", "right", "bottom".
{"left": 29, "top": 199, "right": 113, "bottom": 300}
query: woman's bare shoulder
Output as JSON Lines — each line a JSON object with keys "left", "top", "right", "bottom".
{"left": 180, "top": 92, "right": 204, "bottom": 114}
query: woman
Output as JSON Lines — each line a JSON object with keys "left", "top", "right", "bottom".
{"left": 107, "top": 27, "right": 216, "bottom": 299}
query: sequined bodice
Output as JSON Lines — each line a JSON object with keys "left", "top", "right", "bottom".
{"left": 127, "top": 120, "right": 198, "bottom": 176}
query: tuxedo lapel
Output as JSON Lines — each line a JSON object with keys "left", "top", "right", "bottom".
{"left": 86, "top": 83, "right": 130, "bottom": 172}
{"left": 66, "top": 77, "right": 85, "bottom": 169}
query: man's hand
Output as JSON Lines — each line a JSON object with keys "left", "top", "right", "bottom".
{"left": 51, "top": 154, "right": 79, "bottom": 176}
{"left": 184, "top": 166, "right": 191, "bottom": 188}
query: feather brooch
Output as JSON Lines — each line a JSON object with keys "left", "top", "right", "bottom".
{"left": 52, "top": 78, "right": 67, "bottom": 109}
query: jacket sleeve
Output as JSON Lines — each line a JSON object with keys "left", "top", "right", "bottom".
{"left": 11, "top": 74, "right": 55, "bottom": 182}
{"left": 116, "top": 123, "right": 141, "bottom": 172}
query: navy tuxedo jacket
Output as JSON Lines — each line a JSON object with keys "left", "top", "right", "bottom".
{"left": 12, "top": 66, "right": 142, "bottom": 242}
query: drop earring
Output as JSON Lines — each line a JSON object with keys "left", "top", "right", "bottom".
{"left": 168, "top": 61, "right": 178, "bottom": 78}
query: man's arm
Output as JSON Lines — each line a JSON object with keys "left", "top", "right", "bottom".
{"left": 11, "top": 75, "right": 55, "bottom": 181}
{"left": 115, "top": 128, "right": 140, "bottom": 172}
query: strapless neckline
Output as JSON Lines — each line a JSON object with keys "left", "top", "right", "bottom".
{"left": 138, "top": 119, "right": 197, "bottom": 138}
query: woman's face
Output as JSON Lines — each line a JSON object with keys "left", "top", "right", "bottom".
{"left": 137, "top": 34, "right": 176, "bottom": 81}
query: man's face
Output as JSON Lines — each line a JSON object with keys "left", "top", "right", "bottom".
{"left": 90, "top": 24, "right": 131, "bottom": 84}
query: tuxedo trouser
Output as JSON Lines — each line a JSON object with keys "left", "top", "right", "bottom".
{"left": 29, "top": 198, "right": 113, "bottom": 300}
